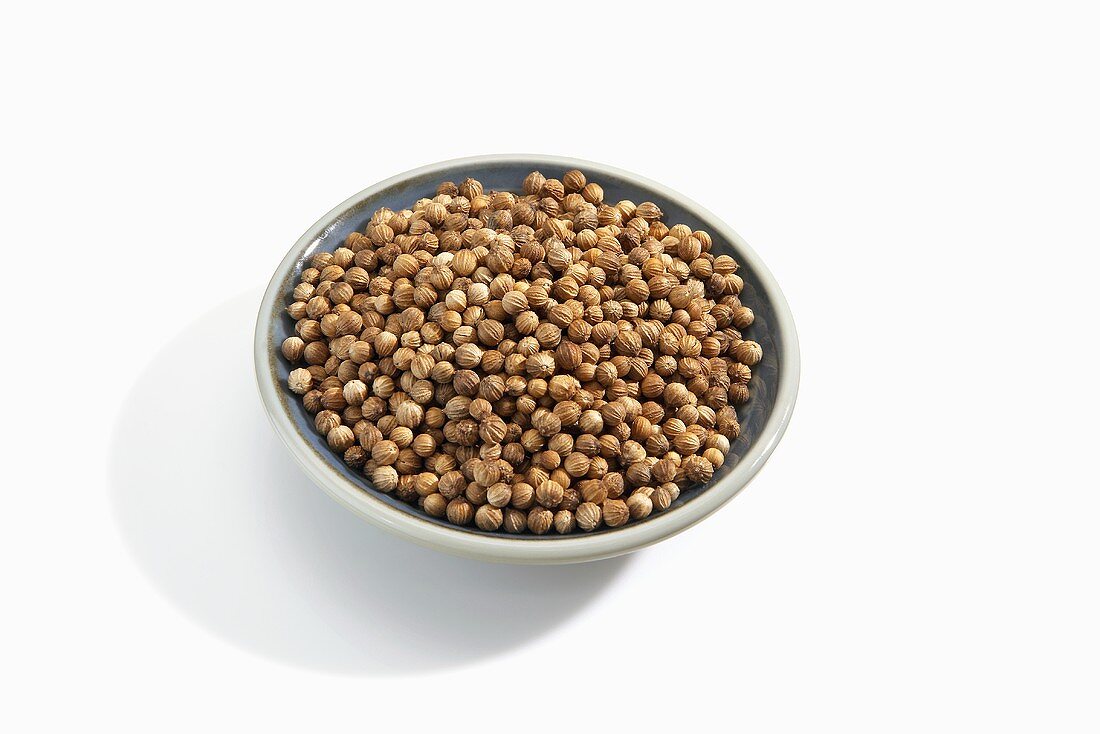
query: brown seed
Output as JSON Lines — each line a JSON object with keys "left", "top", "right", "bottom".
{"left": 479, "top": 415, "right": 507, "bottom": 444}
{"left": 486, "top": 483, "right": 512, "bottom": 508}
{"left": 423, "top": 493, "right": 447, "bottom": 517}
{"left": 374, "top": 331, "right": 398, "bottom": 357}
{"left": 733, "top": 340, "right": 763, "bottom": 366}
{"left": 626, "top": 492, "right": 653, "bottom": 520}
{"left": 503, "top": 508, "right": 528, "bottom": 533}
{"left": 315, "top": 410, "right": 341, "bottom": 435}
{"left": 281, "top": 336, "right": 306, "bottom": 362}
{"left": 580, "top": 479, "right": 607, "bottom": 505}
{"left": 392, "top": 253, "right": 420, "bottom": 278}
{"left": 475, "top": 504, "right": 504, "bottom": 531}
{"left": 554, "top": 400, "right": 582, "bottom": 426}
{"left": 501, "top": 291, "right": 528, "bottom": 315}
{"left": 563, "top": 452, "right": 591, "bottom": 477}
{"left": 602, "top": 499, "right": 629, "bottom": 527}
{"left": 447, "top": 498, "right": 474, "bottom": 526}
{"left": 511, "top": 482, "right": 535, "bottom": 510}
{"left": 410, "top": 353, "right": 435, "bottom": 380}
{"left": 731, "top": 306, "right": 754, "bottom": 329}
{"left": 540, "top": 178, "right": 565, "bottom": 201}
{"left": 455, "top": 342, "right": 483, "bottom": 369}
{"left": 536, "top": 479, "right": 565, "bottom": 509}
{"left": 326, "top": 426, "right": 355, "bottom": 451}
{"left": 523, "top": 171, "right": 547, "bottom": 195}
{"left": 635, "top": 202, "right": 663, "bottom": 221}
{"left": 303, "top": 341, "right": 329, "bottom": 365}
{"left": 555, "top": 341, "right": 583, "bottom": 371}
{"left": 562, "top": 169, "right": 587, "bottom": 193}
{"left": 288, "top": 368, "right": 313, "bottom": 394}
{"left": 372, "top": 440, "right": 399, "bottom": 465}
{"left": 553, "top": 510, "right": 576, "bottom": 534}
{"left": 602, "top": 472, "right": 625, "bottom": 499}
{"left": 581, "top": 182, "right": 604, "bottom": 204}
{"left": 533, "top": 411, "right": 562, "bottom": 437}
{"left": 576, "top": 502, "right": 602, "bottom": 531}
{"left": 683, "top": 454, "right": 714, "bottom": 483}
{"left": 476, "top": 319, "right": 505, "bottom": 346}
{"left": 703, "top": 448, "right": 726, "bottom": 468}
{"left": 395, "top": 400, "right": 424, "bottom": 428}
{"left": 371, "top": 465, "right": 399, "bottom": 493}
{"left": 528, "top": 506, "right": 554, "bottom": 534}
{"left": 526, "top": 352, "right": 556, "bottom": 378}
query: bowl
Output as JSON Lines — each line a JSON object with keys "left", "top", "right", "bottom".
{"left": 255, "top": 154, "right": 799, "bottom": 564}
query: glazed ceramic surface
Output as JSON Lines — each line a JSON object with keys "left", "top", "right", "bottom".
{"left": 255, "top": 155, "right": 800, "bottom": 563}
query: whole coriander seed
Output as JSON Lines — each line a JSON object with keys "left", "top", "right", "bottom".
{"left": 282, "top": 336, "right": 306, "bottom": 362}
{"left": 315, "top": 410, "right": 341, "bottom": 435}
{"left": 503, "top": 508, "right": 527, "bottom": 533}
{"left": 372, "top": 440, "right": 399, "bottom": 466}
{"left": 575, "top": 502, "right": 602, "bottom": 531}
{"left": 288, "top": 368, "right": 313, "bottom": 395}
{"left": 528, "top": 506, "right": 554, "bottom": 535}
{"left": 486, "top": 483, "right": 512, "bottom": 508}
{"left": 475, "top": 504, "right": 504, "bottom": 531}
{"left": 553, "top": 510, "right": 576, "bottom": 534}
{"left": 372, "top": 465, "right": 399, "bottom": 493}
{"left": 626, "top": 492, "right": 653, "bottom": 520}
{"left": 535, "top": 480, "right": 564, "bottom": 509}
{"left": 523, "top": 171, "right": 547, "bottom": 195}
{"left": 423, "top": 493, "right": 447, "bottom": 517}
{"left": 446, "top": 498, "right": 474, "bottom": 526}
{"left": 327, "top": 426, "right": 355, "bottom": 451}
{"left": 562, "top": 169, "right": 586, "bottom": 193}
{"left": 733, "top": 340, "right": 763, "bottom": 366}
{"left": 602, "top": 499, "right": 629, "bottom": 527}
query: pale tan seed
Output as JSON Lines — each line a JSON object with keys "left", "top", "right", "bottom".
{"left": 576, "top": 502, "right": 602, "bottom": 531}
{"left": 602, "top": 499, "right": 629, "bottom": 527}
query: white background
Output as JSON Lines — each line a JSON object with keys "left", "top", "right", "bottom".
{"left": 3, "top": 1, "right": 1098, "bottom": 731}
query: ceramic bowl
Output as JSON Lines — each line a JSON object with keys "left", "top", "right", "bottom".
{"left": 255, "top": 155, "right": 799, "bottom": 564}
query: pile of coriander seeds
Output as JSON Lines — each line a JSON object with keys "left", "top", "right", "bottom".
{"left": 281, "top": 169, "right": 762, "bottom": 535}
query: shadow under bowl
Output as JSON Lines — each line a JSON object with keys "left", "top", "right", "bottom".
{"left": 255, "top": 154, "right": 799, "bottom": 564}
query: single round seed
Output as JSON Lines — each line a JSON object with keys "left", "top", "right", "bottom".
{"left": 372, "top": 440, "right": 399, "bottom": 465}
{"left": 446, "top": 498, "right": 474, "bottom": 526}
{"left": 602, "top": 499, "right": 629, "bottom": 527}
{"left": 535, "top": 480, "right": 564, "bottom": 509}
{"left": 626, "top": 492, "right": 653, "bottom": 520}
{"left": 553, "top": 510, "right": 576, "bottom": 534}
{"left": 528, "top": 506, "right": 553, "bottom": 535}
{"left": 288, "top": 368, "right": 313, "bottom": 394}
{"left": 486, "top": 483, "right": 512, "bottom": 508}
{"left": 281, "top": 336, "right": 306, "bottom": 362}
{"left": 372, "top": 465, "right": 398, "bottom": 493}
{"left": 326, "top": 426, "right": 355, "bottom": 452}
{"left": 576, "top": 502, "right": 602, "bottom": 531}
{"left": 733, "top": 340, "right": 763, "bottom": 366}
{"left": 475, "top": 504, "right": 504, "bottom": 531}
{"left": 423, "top": 493, "right": 447, "bottom": 517}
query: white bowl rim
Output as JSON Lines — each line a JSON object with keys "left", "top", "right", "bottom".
{"left": 255, "top": 153, "right": 800, "bottom": 564}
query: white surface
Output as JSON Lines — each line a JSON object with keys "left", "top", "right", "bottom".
{"left": 2, "top": 1, "right": 1097, "bottom": 732}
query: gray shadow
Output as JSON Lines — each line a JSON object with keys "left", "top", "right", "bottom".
{"left": 110, "top": 290, "right": 632, "bottom": 675}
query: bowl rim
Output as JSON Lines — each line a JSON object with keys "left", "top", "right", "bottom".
{"left": 254, "top": 153, "right": 800, "bottom": 564}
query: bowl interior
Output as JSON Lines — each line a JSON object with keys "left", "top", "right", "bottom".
{"left": 266, "top": 159, "right": 785, "bottom": 539}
